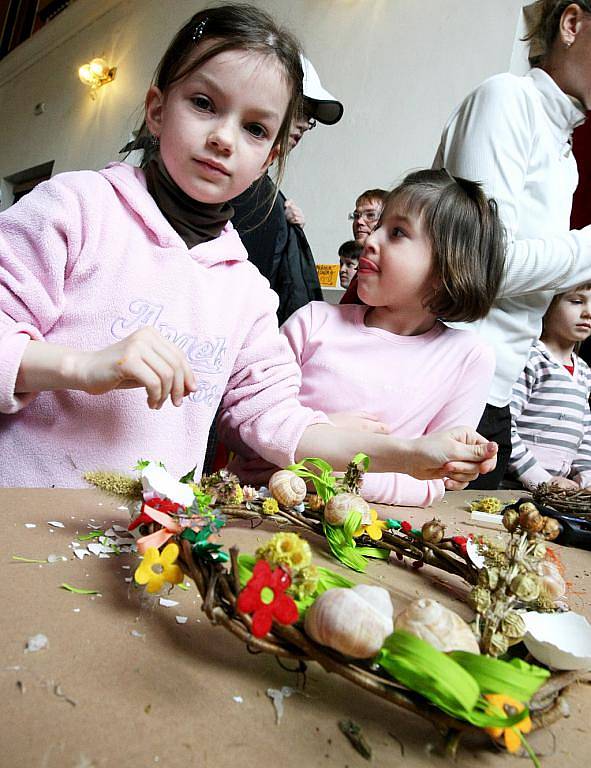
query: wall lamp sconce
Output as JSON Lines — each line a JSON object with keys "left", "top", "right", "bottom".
{"left": 78, "top": 58, "right": 117, "bottom": 98}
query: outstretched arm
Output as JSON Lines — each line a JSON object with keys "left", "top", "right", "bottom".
{"left": 296, "top": 423, "right": 497, "bottom": 486}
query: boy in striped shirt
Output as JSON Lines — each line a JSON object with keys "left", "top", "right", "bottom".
{"left": 508, "top": 284, "right": 591, "bottom": 490}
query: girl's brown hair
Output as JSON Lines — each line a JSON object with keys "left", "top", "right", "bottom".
{"left": 385, "top": 169, "right": 506, "bottom": 323}
{"left": 139, "top": 4, "right": 303, "bottom": 188}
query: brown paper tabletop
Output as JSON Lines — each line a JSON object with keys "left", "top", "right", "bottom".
{"left": 1, "top": 488, "right": 590, "bottom": 768}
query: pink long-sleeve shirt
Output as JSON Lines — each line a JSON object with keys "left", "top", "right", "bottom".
{"left": 0, "top": 162, "right": 327, "bottom": 487}
{"left": 229, "top": 302, "right": 495, "bottom": 507}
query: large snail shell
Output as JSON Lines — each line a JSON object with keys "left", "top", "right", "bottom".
{"left": 394, "top": 598, "right": 480, "bottom": 654}
{"left": 268, "top": 470, "right": 307, "bottom": 507}
{"left": 324, "top": 493, "right": 371, "bottom": 527}
{"left": 539, "top": 559, "right": 566, "bottom": 601}
{"left": 304, "top": 585, "right": 393, "bottom": 658}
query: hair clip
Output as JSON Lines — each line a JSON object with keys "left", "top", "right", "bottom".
{"left": 192, "top": 19, "right": 207, "bottom": 43}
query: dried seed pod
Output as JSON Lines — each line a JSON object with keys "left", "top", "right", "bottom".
{"left": 268, "top": 470, "right": 307, "bottom": 507}
{"left": 510, "top": 573, "right": 540, "bottom": 602}
{"left": 502, "top": 508, "right": 519, "bottom": 533}
{"left": 518, "top": 502, "right": 538, "bottom": 515}
{"left": 324, "top": 493, "right": 371, "bottom": 527}
{"left": 304, "top": 584, "right": 393, "bottom": 658}
{"left": 501, "top": 611, "right": 526, "bottom": 639}
{"left": 469, "top": 586, "right": 491, "bottom": 613}
{"left": 519, "top": 505, "right": 544, "bottom": 533}
{"left": 489, "top": 632, "right": 509, "bottom": 657}
{"left": 531, "top": 540, "right": 548, "bottom": 559}
{"left": 541, "top": 516, "right": 561, "bottom": 541}
{"left": 478, "top": 567, "right": 499, "bottom": 591}
{"left": 421, "top": 518, "right": 445, "bottom": 544}
{"left": 394, "top": 598, "right": 480, "bottom": 654}
{"left": 306, "top": 494, "right": 324, "bottom": 511}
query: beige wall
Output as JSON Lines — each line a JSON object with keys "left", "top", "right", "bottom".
{"left": 0, "top": 0, "right": 527, "bottom": 261}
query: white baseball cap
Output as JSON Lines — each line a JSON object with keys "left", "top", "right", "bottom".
{"left": 301, "top": 55, "right": 344, "bottom": 125}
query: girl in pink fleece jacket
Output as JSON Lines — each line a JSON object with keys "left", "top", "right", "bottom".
{"left": 0, "top": 6, "right": 497, "bottom": 488}
{"left": 228, "top": 170, "right": 505, "bottom": 507}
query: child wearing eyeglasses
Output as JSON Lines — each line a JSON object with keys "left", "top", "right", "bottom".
{"left": 349, "top": 188, "right": 388, "bottom": 244}
{"left": 222, "top": 169, "right": 503, "bottom": 508}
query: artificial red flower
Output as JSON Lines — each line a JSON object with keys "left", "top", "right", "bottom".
{"left": 128, "top": 498, "right": 184, "bottom": 531}
{"left": 400, "top": 521, "right": 412, "bottom": 533}
{"left": 452, "top": 535, "right": 468, "bottom": 555}
{"left": 237, "top": 560, "right": 299, "bottom": 638}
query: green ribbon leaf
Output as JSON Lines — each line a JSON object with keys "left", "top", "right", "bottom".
{"left": 350, "top": 453, "right": 370, "bottom": 471}
{"left": 376, "top": 631, "right": 530, "bottom": 729}
{"left": 287, "top": 457, "right": 338, "bottom": 502}
{"left": 449, "top": 652, "right": 550, "bottom": 701}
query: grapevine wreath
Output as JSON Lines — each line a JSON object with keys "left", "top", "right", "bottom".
{"left": 86, "top": 455, "right": 591, "bottom": 764}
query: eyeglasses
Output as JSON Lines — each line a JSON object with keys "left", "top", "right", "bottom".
{"left": 348, "top": 210, "right": 381, "bottom": 223}
{"left": 306, "top": 117, "right": 317, "bottom": 131}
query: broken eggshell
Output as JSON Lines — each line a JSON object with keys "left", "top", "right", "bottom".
{"left": 522, "top": 611, "right": 591, "bottom": 670}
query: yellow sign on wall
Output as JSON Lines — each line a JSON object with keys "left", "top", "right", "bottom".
{"left": 316, "top": 263, "right": 340, "bottom": 287}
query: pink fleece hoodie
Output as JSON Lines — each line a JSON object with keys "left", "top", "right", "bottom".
{"left": 0, "top": 162, "right": 326, "bottom": 487}
{"left": 228, "top": 302, "right": 495, "bottom": 507}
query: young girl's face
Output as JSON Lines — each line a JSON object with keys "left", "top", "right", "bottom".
{"left": 357, "top": 202, "right": 437, "bottom": 313}
{"left": 145, "top": 47, "right": 290, "bottom": 203}
{"left": 544, "top": 288, "right": 591, "bottom": 345}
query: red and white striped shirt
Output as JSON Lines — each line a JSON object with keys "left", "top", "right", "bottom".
{"left": 509, "top": 339, "right": 591, "bottom": 488}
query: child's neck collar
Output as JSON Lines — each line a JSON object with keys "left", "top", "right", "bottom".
{"left": 144, "top": 155, "right": 233, "bottom": 248}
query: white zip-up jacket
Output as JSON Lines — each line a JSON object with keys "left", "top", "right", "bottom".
{"left": 435, "top": 68, "right": 588, "bottom": 407}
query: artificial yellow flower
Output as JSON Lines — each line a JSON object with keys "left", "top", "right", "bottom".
{"left": 483, "top": 694, "right": 532, "bottom": 753}
{"left": 256, "top": 532, "right": 312, "bottom": 573}
{"left": 470, "top": 496, "right": 504, "bottom": 514}
{"left": 262, "top": 497, "right": 280, "bottom": 516}
{"left": 232, "top": 485, "right": 244, "bottom": 505}
{"left": 134, "top": 543, "right": 183, "bottom": 593}
{"left": 353, "top": 509, "right": 387, "bottom": 541}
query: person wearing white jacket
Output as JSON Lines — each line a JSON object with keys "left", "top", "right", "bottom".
{"left": 434, "top": 0, "right": 591, "bottom": 488}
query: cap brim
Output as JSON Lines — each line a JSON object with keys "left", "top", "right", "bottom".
{"left": 305, "top": 98, "right": 344, "bottom": 126}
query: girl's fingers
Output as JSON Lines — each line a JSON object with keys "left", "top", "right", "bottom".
{"left": 442, "top": 460, "right": 481, "bottom": 481}
{"left": 117, "top": 357, "right": 163, "bottom": 408}
{"left": 143, "top": 336, "right": 196, "bottom": 402}
{"left": 170, "top": 363, "right": 186, "bottom": 407}
{"left": 141, "top": 350, "right": 175, "bottom": 408}
{"left": 444, "top": 478, "right": 470, "bottom": 491}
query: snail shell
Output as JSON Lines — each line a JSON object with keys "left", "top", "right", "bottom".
{"left": 324, "top": 493, "right": 371, "bottom": 527}
{"left": 305, "top": 584, "right": 394, "bottom": 658}
{"left": 539, "top": 559, "right": 566, "bottom": 601}
{"left": 268, "top": 470, "right": 307, "bottom": 507}
{"left": 395, "top": 598, "right": 480, "bottom": 654}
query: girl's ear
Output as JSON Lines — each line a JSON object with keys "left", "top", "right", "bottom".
{"left": 145, "top": 86, "right": 165, "bottom": 137}
{"left": 261, "top": 144, "right": 280, "bottom": 174}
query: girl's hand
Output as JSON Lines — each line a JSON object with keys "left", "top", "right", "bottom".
{"left": 284, "top": 199, "right": 305, "bottom": 227}
{"left": 549, "top": 476, "right": 579, "bottom": 491}
{"left": 328, "top": 411, "right": 389, "bottom": 434}
{"left": 405, "top": 427, "right": 498, "bottom": 484}
{"left": 75, "top": 327, "right": 196, "bottom": 409}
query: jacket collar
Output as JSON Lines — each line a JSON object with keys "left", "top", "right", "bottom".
{"left": 528, "top": 68, "right": 586, "bottom": 142}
